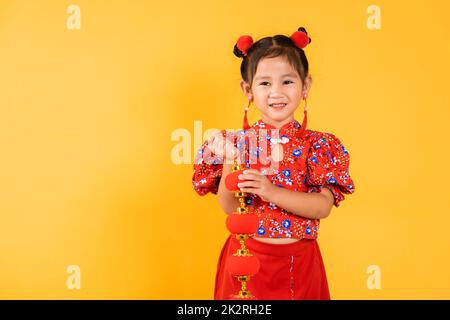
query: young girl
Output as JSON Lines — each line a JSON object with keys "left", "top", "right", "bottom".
{"left": 192, "top": 27, "right": 355, "bottom": 300}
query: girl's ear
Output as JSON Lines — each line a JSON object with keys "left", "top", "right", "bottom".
{"left": 303, "top": 74, "right": 313, "bottom": 96}
{"left": 240, "top": 80, "right": 253, "bottom": 101}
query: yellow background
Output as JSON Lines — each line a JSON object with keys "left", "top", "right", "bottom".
{"left": 1, "top": 0, "right": 449, "bottom": 299}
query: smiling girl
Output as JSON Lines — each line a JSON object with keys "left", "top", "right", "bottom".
{"left": 193, "top": 27, "right": 355, "bottom": 300}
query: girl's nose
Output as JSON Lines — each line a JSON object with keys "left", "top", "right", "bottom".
{"left": 269, "top": 89, "right": 284, "bottom": 97}
{"left": 269, "top": 84, "right": 284, "bottom": 95}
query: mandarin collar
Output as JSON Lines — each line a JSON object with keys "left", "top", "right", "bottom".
{"left": 251, "top": 119, "right": 302, "bottom": 136}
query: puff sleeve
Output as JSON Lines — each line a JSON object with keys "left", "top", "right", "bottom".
{"left": 305, "top": 132, "right": 355, "bottom": 207}
{"left": 192, "top": 130, "right": 225, "bottom": 196}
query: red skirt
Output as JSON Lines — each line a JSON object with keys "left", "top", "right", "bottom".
{"left": 214, "top": 234, "right": 330, "bottom": 300}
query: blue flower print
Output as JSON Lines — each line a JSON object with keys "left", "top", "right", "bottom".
{"left": 282, "top": 219, "right": 291, "bottom": 229}
{"left": 245, "top": 197, "right": 253, "bottom": 206}
{"left": 257, "top": 226, "right": 266, "bottom": 236}
{"left": 341, "top": 145, "right": 348, "bottom": 156}
{"left": 314, "top": 142, "right": 321, "bottom": 149}
{"left": 281, "top": 135, "right": 290, "bottom": 143}
{"left": 285, "top": 178, "right": 293, "bottom": 186}
{"left": 282, "top": 169, "right": 291, "bottom": 178}
{"left": 326, "top": 150, "right": 337, "bottom": 165}
{"left": 327, "top": 177, "right": 337, "bottom": 184}
{"left": 268, "top": 202, "right": 278, "bottom": 210}
{"left": 271, "top": 175, "right": 280, "bottom": 182}
{"left": 305, "top": 226, "right": 312, "bottom": 235}
{"left": 309, "top": 156, "right": 318, "bottom": 164}
{"left": 292, "top": 149, "right": 302, "bottom": 157}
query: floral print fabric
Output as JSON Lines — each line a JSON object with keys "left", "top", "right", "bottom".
{"left": 192, "top": 119, "right": 355, "bottom": 239}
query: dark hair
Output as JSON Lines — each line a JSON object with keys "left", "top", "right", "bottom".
{"left": 233, "top": 27, "right": 311, "bottom": 88}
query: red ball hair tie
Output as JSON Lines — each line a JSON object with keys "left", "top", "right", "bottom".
{"left": 290, "top": 28, "right": 311, "bottom": 49}
{"left": 236, "top": 35, "right": 254, "bottom": 57}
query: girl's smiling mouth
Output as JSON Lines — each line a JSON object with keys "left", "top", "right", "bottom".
{"left": 269, "top": 103, "right": 287, "bottom": 109}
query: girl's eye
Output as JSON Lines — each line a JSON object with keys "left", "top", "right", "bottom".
{"left": 259, "top": 80, "right": 294, "bottom": 86}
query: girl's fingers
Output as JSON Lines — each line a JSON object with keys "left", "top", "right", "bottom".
{"left": 239, "top": 187, "right": 258, "bottom": 194}
{"left": 209, "top": 132, "right": 221, "bottom": 145}
{"left": 238, "top": 181, "right": 260, "bottom": 188}
{"left": 212, "top": 136, "right": 219, "bottom": 151}
{"left": 206, "top": 137, "right": 215, "bottom": 152}
{"left": 225, "top": 147, "right": 237, "bottom": 161}
{"left": 208, "top": 137, "right": 214, "bottom": 151}
{"left": 243, "top": 169, "right": 261, "bottom": 174}
{"left": 238, "top": 173, "right": 262, "bottom": 181}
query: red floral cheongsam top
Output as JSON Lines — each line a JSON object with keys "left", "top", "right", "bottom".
{"left": 192, "top": 119, "right": 355, "bottom": 240}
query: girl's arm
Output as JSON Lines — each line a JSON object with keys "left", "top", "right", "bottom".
{"left": 237, "top": 169, "right": 335, "bottom": 220}
{"left": 269, "top": 186, "right": 335, "bottom": 220}
{"left": 217, "top": 164, "right": 241, "bottom": 214}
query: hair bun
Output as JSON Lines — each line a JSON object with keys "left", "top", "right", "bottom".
{"left": 233, "top": 44, "right": 245, "bottom": 58}
{"left": 290, "top": 27, "right": 312, "bottom": 49}
{"left": 233, "top": 35, "right": 254, "bottom": 58}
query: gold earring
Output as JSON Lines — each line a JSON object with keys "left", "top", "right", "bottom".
{"left": 298, "top": 94, "right": 308, "bottom": 136}
{"left": 243, "top": 100, "right": 251, "bottom": 130}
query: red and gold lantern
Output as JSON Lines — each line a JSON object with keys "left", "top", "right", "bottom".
{"left": 224, "top": 162, "right": 260, "bottom": 300}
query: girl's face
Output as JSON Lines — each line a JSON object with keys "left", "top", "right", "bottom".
{"left": 241, "top": 55, "right": 312, "bottom": 128}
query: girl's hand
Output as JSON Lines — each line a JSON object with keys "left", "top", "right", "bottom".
{"left": 237, "top": 169, "right": 277, "bottom": 202}
{"left": 207, "top": 132, "right": 241, "bottom": 164}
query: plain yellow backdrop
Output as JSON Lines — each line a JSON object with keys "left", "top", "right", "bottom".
{"left": 0, "top": 0, "right": 449, "bottom": 299}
